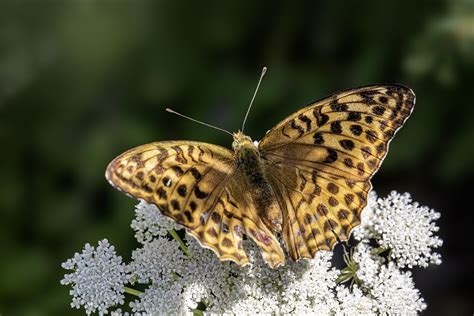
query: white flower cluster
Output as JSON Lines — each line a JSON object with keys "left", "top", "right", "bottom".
{"left": 61, "top": 191, "right": 442, "bottom": 315}
{"left": 350, "top": 242, "right": 427, "bottom": 314}
{"left": 353, "top": 191, "right": 443, "bottom": 268}
{"left": 130, "top": 201, "right": 179, "bottom": 243}
{"left": 61, "top": 240, "right": 129, "bottom": 315}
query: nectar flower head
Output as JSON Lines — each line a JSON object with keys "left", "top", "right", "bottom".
{"left": 350, "top": 242, "right": 426, "bottom": 314}
{"left": 354, "top": 191, "right": 443, "bottom": 268}
{"left": 370, "top": 262, "right": 427, "bottom": 314}
{"left": 334, "top": 285, "right": 377, "bottom": 315}
{"left": 131, "top": 200, "right": 180, "bottom": 243}
{"left": 352, "top": 241, "right": 385, "bottom": 286}
{"left": 60, "top": 239, "right": 129, "bottom": 315}
{"left": 129, "top": 235, "right": 188, "bottom": 284}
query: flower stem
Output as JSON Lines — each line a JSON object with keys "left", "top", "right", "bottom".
{"left": 168, "top": 229, "right": 190, "bottom": 256}
{"left": 124, "top": 286, "right": 143, "bottom": 297}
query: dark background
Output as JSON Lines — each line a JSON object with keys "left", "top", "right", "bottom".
{"left": 0, "top": 1, "right": 473, "bottom": 315}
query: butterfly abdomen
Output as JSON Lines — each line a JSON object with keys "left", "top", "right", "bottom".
{"left": 236, "top": 143, "right": 282, "bottom": 232}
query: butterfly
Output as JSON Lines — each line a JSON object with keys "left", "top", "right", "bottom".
{"left": 105, "top": 76, "right": 415, "bottom": 268}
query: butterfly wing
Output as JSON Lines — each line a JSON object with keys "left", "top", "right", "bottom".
{"left": 106, "top": 141, "right": 285, "bottom": 267}
{"left": 259, "top": 84, "right": 415, "bottom": 260}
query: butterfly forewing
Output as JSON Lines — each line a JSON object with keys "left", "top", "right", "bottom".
{"left": 260, "top": 85, "right": 415, "bottom": 260}
{"left": 106, "top": 141, "right": 285, "bottom": 267}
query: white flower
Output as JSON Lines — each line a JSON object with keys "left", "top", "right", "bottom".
{"left": 352, "top": 190, "right": 378, "bottom": 240}
{"left": 128, "top": 236, "right": 188, "bottom": 285}
{"left": 370, "top": 263, "right": 427, "bottom": 314}
{"left": 110, "top": 309, "right": 130, "bottom": 316}
{"left": 351, "top": 241, "right": 427, "bottom": 314}
{"left": 354, "top": 191, "right": 443, "bottom": 268}
{"left": 181, "top": 281, "right": 208, "bottom": 311}
{"left": 181, "top": 237, "right": 237, "bottom": 312}
{"left": 334, "top": 285, "right": 377, "bottom": 315}
{"left": 60, "top": 239, "right": 129, "bottom": 315}
{"left": 130, "top": 282, "right": 187, "bottom": 315}
{"left": 131, "top": 200, "right": 180, "bottom": 243}
{"left": 352, "top": 241, "right": 384, "bottom": 286}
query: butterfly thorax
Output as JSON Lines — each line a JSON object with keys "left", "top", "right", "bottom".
{"left": 233, "top": 131, "right": 282, "bottom": 232}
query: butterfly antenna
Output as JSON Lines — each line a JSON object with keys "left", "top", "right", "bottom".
{"left": 241, "top": 66, "right": 267, "bottom": 132}
{"left": 166, "top": 108, "right": 234, "bottom": 137}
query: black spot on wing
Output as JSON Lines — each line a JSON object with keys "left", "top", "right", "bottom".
{"left": 350, "top": 124, "right": 363, "bottom": 136}
{"left": 157, "top": 187, "right": 167, "bottom": 199}
{"left": 344, "top": 158, "right": 354, "bottom": 168}
{"left": 379, "top": 96, "right": 388, "bottom": 104}
{"left": 171, "top": 199, "right": 180, "bottom": 210}
{"left": 177, "top": 184, "right": 187, "bottom": 197}
{"left": 324, "top": 149, "right": 338, "bottom": 163}
{"left": 359, "top": 90, "right": 378, "bottom": 105}
{"left": 298, "top": 114, "right": 312, "bottom": 132}
{"left": 162, "top": 176, "right": 172, "bottom": 187}
{"left": 339, "top": 139, "right": 355, "bottom": 151}
{"left": 190, "top": 167, "right": 202, "bottom": 180}
{"left": 171, "top": 166, "right": 184, "bottom": 177}
{"left": 372, "top": 106, "right": 386, "bottom": 116}
{"left": 330, "top": 121, "right": 342, "bottom": 134}
{"left": 347, "top": 112, "right": 362, "bottom": 121}
{"left": 313, "top": 108, "right": 329, "bottom": 126}
{"left": 194, "top": 186, "right": 208, "bottom": 199}
{"left": 330, "top": 103, "right": 348, "bottom": 112}
{"left": 313, "top": 132, "right": 325, "bottom": 145}
{"left": 290, "top": 119, "right": 305, "bottom": 137}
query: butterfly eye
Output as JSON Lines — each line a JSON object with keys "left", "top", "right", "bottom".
{"left": 232, "top": 141, "right": 237, "bottom": 148}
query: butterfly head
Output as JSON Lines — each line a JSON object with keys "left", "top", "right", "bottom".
{"left": 232, "top": 131, "right": 256, "bottom": 152}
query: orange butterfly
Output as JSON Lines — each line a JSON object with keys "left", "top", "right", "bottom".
{"left": 106, "top": 68, "right": 415, "bottom": 268}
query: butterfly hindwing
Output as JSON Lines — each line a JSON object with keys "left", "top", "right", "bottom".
{"left": 266, "top": 162, "right": 370, "bottom": 259}
{"left": 260, "top": 85, "right": 415, "bottom": 260}
{"left": 106, "top": 141, "right": 285, "bottom": 267}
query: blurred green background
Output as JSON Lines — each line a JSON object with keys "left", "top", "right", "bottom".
{"left": 0, "top": 0, "right": 473, "bottom": 315}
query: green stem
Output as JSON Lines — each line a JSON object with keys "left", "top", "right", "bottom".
{"left": 168, "top": 229, "right": 190, "bottom": 256}
{"left": 171, "top": 271, "right": 180, "bottom": 281}
{"left": 124, "top": 286, "right": 143, "bottom": 297}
